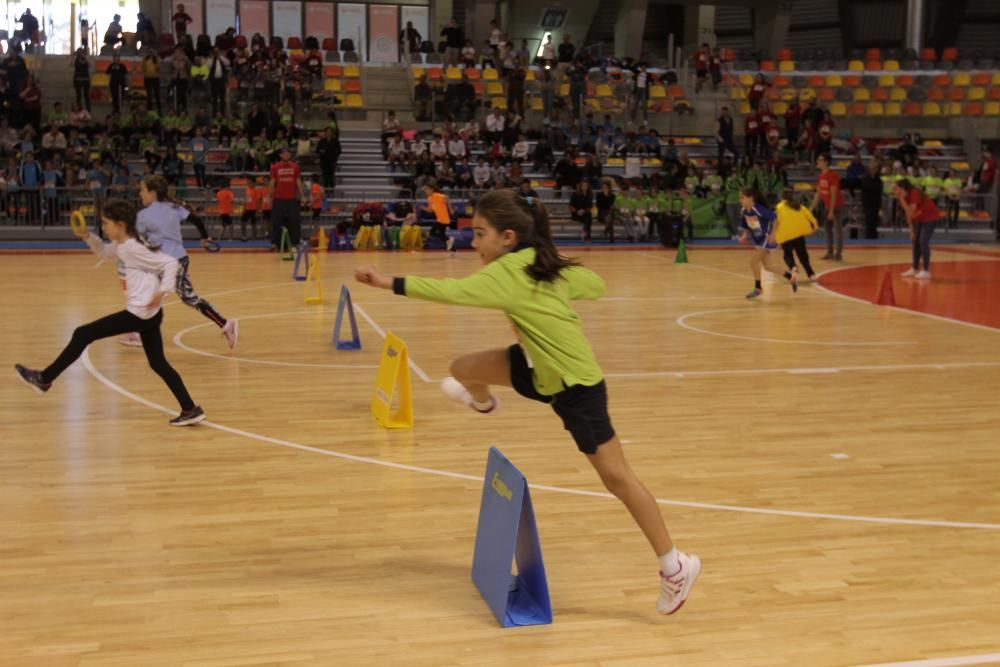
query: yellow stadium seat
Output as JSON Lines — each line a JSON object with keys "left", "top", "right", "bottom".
{"left": 606, "top": 157, "right": 625, "bottom": 166}
{"left": 825, "top": 74, "right": 842, "bottom": 87}
{"left": 867, "top": 102, "right": 884, "bottom": 116}
{"left": 885, "top": 102, "right": 902, "bottom": 116}
{"left": 949, "top": 160, "right": 970, "bottom": 170}
{"left": 491, "top": 97, "right": 507, "bottom": 110}
{"left": 890, "top": 87, "right": 907, "bottom": 101}
{"left": 530, "top": 96, "right": 543, "bottom": 111}
{"left": 945, "top": 101, "right": 962, "bottom": 115}
{"left": 482, "top": 68, "right": 499, "bottom": 80}
{"left": 772, "top": 101, "right": 788, "bottom": 115}
{"left": 586, "top": 98, "right": 601, "bottom": 111}
{"left": 91, "top": 73, "right": 110, "bottom": 87}
{"left": 525, "top": 69, "right": 536, "bottom": 81}
{"left": 923, "top": 102, "right": 941, "bottom": 116}
{"left": 412, "top": 67, "right": 424, "bottom": 79}
{"left": 345, "top": 94, "right": 364, "bottom": 108}
{"left": 446, "top": 67, "right": 462, "bottom": 80}
{"left": 596, "top": 83, "right": 613, "bottom": 97}
{"left": 968, "top": 87, "right": 986, "bottom": 101}
{"left": 343, "top": 65, "right": 360, "bottom": 78}
{"left": 878, "top": 74, "right": 895, "bottom": 87}
{"left": 848, "top": 60, "right": 864, "bottom": 71}
{"left": 830, "top": 101, "right": 847, "bottom": 116}
{"left": 739, "top": 101, "right": 751, "bottom": 114}
{"left": 883, "top": 60, "right": 900, "bottom": 71}
{"left": 324, "top": 79, "right": 342, "bottom": 92}
{"left": 799, "top": 87, "right": 816, "bottom": 100}
{"left": 650, "top": 84, "right": 666, "bottom": 99}
{"left": 952, "top": 72, "right": 971, "bottom": 87}
{"left": 486, "top": 82, "right": 504, "bottom": 96}
{"left": 985, "top": 102, "right": 1000, "bottom": 115}
{"left": 781, "top": 87, "right": 797, "bottom": 101}
{"left": 731, "top": 86, "right": 747, "bottom": 100}
{"left": 853, "top": 88, "right": 871, "bottom": 101}
{"left": 738, "top": 74, "right": 754, "bottom": 87}
{"left": 779, "top": 60, "right": 795, "bottom": 72}
{"left": 558, "top": 82, "right": 569, "bottom": 96}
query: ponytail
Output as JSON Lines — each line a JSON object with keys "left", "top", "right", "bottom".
{"left": 473, "top": 189, "right": 578, "bottom": 283}
{"left": 142, "top": 174, "right": 184, "bottom": 211}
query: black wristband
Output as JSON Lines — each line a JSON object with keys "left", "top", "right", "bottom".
{"left": 392, "top": 277, "right": 406, "bottom": 295}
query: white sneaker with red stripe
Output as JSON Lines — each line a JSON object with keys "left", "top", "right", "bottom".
{"left": 440, "top": 376, "right": 500, "bottom": 414}
{"left": 657, "top": 551, "right": 701, "bottom": 615}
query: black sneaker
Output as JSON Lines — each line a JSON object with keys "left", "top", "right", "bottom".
{"left": 15, "top": 364, "right": 51, "bottom": 395}
{"left": 169, "top": 405, "right": 206, "bottom": 426}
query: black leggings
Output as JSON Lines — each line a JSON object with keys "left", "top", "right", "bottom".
{"left": 781, "top": 237, "right": 815, "bottom": 277}
{"left": 41, "top": 309, "right": 195, "bottom": 411}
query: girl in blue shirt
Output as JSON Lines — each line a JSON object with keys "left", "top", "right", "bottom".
{"left": 738, "top": 187, "right": 797, "bottom": 299}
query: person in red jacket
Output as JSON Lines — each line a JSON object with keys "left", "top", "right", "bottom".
{"left": 895, "top": 179, "right": 942, "bottom": 279}
{"left": 747, "top": 73, "right": 769, "bottom": 111}
{"left": 809, "top": 154, "right": 845, "bottom": 260}
{"left": 784, "top": 98, "right": 802, "bottom": 145}
{"left": 693, "top": 43, "right": 710, "bottom": 93}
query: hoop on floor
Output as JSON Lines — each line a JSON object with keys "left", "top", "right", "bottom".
{"left": 203, "top": 240, "right": 221, "bottom": 253}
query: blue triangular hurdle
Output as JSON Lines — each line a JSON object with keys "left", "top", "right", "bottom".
{"left": 332, "top": 284, "right": 361, "bottom": 350}
{"left": 292, "top": 241, "right": 310, "bottom": 281}
{"left": 471, "top": 447, "right": 552, "bottom": 627}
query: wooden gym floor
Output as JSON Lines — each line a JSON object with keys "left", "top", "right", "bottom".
{"left": 2, "top": 244, "right": 999, "bottom": 667}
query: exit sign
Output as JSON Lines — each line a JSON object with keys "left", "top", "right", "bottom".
{"left": 540, "top": 7, "right": 569, "bottom": 29}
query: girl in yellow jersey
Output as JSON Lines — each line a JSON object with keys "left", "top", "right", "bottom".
{"left": 355, "top": 190, "right": 700, "bottom": 615}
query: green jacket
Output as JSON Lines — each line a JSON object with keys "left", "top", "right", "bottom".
{"left": 399, "top": 248, "right": 605, "bottom": 395}
{"left": 724, "top": 175, "right": 743, "bottom": 205}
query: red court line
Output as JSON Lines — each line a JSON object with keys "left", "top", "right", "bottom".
{"left": 818, "top": 260, "right": 1000, "bottom": 329}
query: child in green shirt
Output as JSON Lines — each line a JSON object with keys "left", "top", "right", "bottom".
{"left": 354, "top": 189, "right": 700, "bottom": 616}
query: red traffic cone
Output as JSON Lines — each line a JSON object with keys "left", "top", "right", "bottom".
{"left": 875, "top": 272, "right": 896, "bottom": 306}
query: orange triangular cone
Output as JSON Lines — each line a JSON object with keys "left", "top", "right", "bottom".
{"left": 875, "top": 272, "right": 896, "bottom": 306}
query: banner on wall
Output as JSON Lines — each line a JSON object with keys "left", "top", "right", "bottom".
{"left": 273, "top": 1, "right": 303, "bottom": 42}
{"left": 239, "top": 0, "right": 270, "bottom": 39}
{"left": 206, "top": 0, "right": 236, "bottom": 38}
{"left": 368, "top": 5, "right": 398, "bottom": 63}
{"left": 337, "top": 3, "right": 366, "bottom": 57}
{"left": 304, "top": 3, "right": 335, "bottom": 43}
{"left": 173, "top": 0, "right": 203, "bottom": 36}
{"left": 400, "top": 6, "right": 429, "bottom": 48}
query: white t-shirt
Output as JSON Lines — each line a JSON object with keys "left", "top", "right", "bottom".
{"left": 486, "top": 114, "right": 505, "bottom": 132}
{"left": 448, "top": 139, "right": 466, "bottom": 157}
{"left": 86, "top": 235, "right": 178, "bottom": 319}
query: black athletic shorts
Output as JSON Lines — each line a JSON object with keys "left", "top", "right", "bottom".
{"left": 507, "top": 344, "right": 615, "bottom": 455}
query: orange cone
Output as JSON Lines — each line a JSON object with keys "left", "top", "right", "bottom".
{"left": 875, "top": 272, "right": 896, "bottom": 306}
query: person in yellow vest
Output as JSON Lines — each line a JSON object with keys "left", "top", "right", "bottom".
{"left": 775, "top": 188, "right": 818, "bottom": 281}
{"left": 942, "top": 169, "right": 963, "bottom": 228}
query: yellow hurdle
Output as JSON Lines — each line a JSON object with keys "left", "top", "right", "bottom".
{"left": 304, "top": 255, "right": 323, "bottom": 304}
{"left": 371, "top": 332, "right": 413, "bottom": 429}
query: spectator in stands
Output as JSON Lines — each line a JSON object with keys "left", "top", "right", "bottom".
{"left": 567, "top": 61, "right": 587, "bottom": 119}
{"left": 400, "top": 21, "right": 422, "bottom": 61}
{"left": 41, "top": 124, "right": 66, "bottom": 161}
{"left": 942, "top": 169, "right": 962, "bottom": 228}
{"left": 485, "top": 107, "right": 505, "bottom": 144}
{"left": 414, "top": 75, "right": 432, "bottom": 122}
{"left": 538, "top": 69, "right": 556, "bottom": 124}
{"left": 860, "top": 160, "right": 883, "bottom": 239}
{"left": 540, "top": 34, "right": 555, "bottom": 68}
{"left": 693, "top": 43, "right": 710, "bottom": 93}
{"left": 15, "top": 10, "right": 38, "bottom": 52}
{"left": 136, "top": 12, "right": 156, "bottom": 50}
{"left": 632, "top": 64, "right": 650, "bottom": 121}
{"left": 554, "top": 148, "right": 581, "bottom": 198}
{"left": 141, "top": 51, "right": 162, "bottom": 114}
{"left": 71, "top": 48, "right": 92, "bottom": 114}
{"left": 744, "top": 107, "right": 762, "bottom": 161}
{"left": 710, "top": 106, "right": 736, "bottom": 164}
{"left": 747, "top": 73, "right": 769, "bottom": 112}
{"left": 170, "top": 47, "right": 192, "bottom": 112}
{"left": 811, "top": 154, "right": 844, "bottom": 260}
{"left": 68, "top": 102, "right": 92, "bottom": 134}
{"left": 316, "top": 127, "right": 341, "bottom": 189}
{"left": 189, "top": 126, "right": 209, "bottom": 188}
{"left": 844, "top": 154, "right": 867, "bottom": 195}
{"left": 794, "top": 119, "right": 817, "bottom": 164}
{"left": 104, "top": 14, "right": 123, "bottom": 48}
{"left": 487, "top": 19, "right": 502, "bottom": 56}
{"left": 570, "top": 179, "right": 594, "bottom": 241}
{"left": 801, "top": 98, "right": 823, "bottom": 134}
{"left": 472, "top": 156, "right": 491, "bottom": 189}
{"left": 173, "top": 4, "right": 193, "bottom": 40}
{"left": 531, "top": 134, "right": 554, "bottom": 173}
{"left": 19, "top": 75, "right": 42, "bottom": 134}
{"left": 816, "top": 111, "right": 834, "bottom": 158}
{"left": 557, "top": 34, "right": 575, "bottom": 79}
{"left": 19, "top": 150, "right": 42, "bottom": 221}
{"left": 976, "top": 147, "right": 997, "bottom": 194}
{"left": 440, "top": 19, "right": 464, "bottom": 67}
{"left": 447, "top": 132, "right": 467, "bottom": 161}
{"left": 709, "top": 47, "right": 723, "bottom": 92}
{"left": 387, "top": 133, "right": 408, "bottom": 172}
{"left": 508, "top": 66, "right": 526, "bottom": 117}
{"left": 784, "top": 97, "right": 801, "bottom": 146}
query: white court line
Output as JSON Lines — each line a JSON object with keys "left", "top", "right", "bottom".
{"left": 675, "top": 308, "right": 914, "bottom": 347}
{"left": 603, "top": 360, "right": 1000, "bottom": 379}
{"left": 856, "top": 652, "right": 1000, "bottom": 667}
{"left": 79, "top": 349, "right": 1000, "bottom": 531}
{"left": 353, "top": 302, "right": 432, "bottom": 383}
{"left": 172, "top": 310, "right": 380, "bottom": 370}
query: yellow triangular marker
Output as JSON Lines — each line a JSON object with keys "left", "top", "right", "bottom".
{"left": 304, "top": 255, "right": 323, "bottom": 304}
{"left": 371, "top": 332, "right": 413, "bottom": 429}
